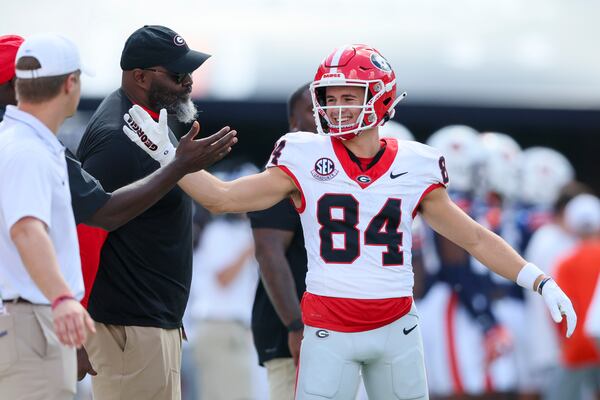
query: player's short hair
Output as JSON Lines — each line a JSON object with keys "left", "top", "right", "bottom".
{"left": 554, "top": 181, "right": 593, "bottom": 214}
{"left": 287, "top": 82, "right": 311, "bottom": 121}
{"left": 15, "top": 56, "right": 77, "bottom": 103}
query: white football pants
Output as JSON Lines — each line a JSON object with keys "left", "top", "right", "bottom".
{"left": 295, "top": 303, "right": 429, "bottom": 400}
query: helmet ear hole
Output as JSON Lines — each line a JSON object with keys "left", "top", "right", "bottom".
{"left": 315, "top": 87, "right": 327, "bottom": 106}
{"left": 382, "top": 97, "right": 392, "bottom": 106}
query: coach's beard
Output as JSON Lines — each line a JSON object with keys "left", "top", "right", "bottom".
{"left": 148, "top": 85, "right": 198, "bottom": 124}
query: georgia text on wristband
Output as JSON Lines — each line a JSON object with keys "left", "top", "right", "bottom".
{"left": 51, "top": 294, "right": 76, "bottom": 310}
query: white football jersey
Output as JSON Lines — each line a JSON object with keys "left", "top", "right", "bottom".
{"left": 267, "top": 132, "right": 448, "bottom": 299}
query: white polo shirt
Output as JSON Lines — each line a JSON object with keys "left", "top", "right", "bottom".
{"left": 0, "top": 106, "right": 83, "bottom": 304}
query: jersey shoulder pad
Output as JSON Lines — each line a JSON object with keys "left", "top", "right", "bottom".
{"left": 399, "top": 141, "right": 449, "bottom": 187}
{"left": 266, "top": 131, "right": 325, "bottom": 168}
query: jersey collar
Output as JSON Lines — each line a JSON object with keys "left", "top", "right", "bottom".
{"left": 331, "top": 137, "right": 398, "bottom": 189}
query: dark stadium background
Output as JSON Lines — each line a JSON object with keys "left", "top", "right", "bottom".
{"left": 72, "top": 99, "right": 600, "bottom": 193}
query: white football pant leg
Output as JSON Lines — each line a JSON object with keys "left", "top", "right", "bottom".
{"left": 361, "top": 304, "right": 429, "bottom": 400}
{"left": 295, "top": 325, "right": 361, "bottom": 400}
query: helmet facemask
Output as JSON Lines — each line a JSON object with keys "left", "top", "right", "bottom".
{"left": 310, "top": 79, "right": 389, "bottom": 139}
{"left": 310, "top": 44, "right": 407, "bottom": 139}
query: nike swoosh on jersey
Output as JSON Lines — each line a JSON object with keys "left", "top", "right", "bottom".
{"left": 403, "top": 324, "right": 417, "bottom": 335}
{"left": 390, "top": 171, "right": 408, "bottom": 179}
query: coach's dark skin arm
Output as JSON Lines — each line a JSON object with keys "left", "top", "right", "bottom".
{"left": 85, "top": 124, "right": 236, "bottom": 231}
{"left": 253, "top": 228, "right": 303, "bottom": 365}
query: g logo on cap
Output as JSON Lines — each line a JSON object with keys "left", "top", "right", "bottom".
{"left": 173, "top": 35, "right": 186, "bottom": 46}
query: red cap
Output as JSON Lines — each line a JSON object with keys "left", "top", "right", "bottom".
{"left": 0, "top": 35, "right": 25, "bottom": 85}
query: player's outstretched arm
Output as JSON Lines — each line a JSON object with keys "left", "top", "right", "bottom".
{"left": 419, "top": 187, "right": 577, "bottom": 337}
{"left": 179, "top": 167, "right": 297, "bottom": 214}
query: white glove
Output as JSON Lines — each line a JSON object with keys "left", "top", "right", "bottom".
{"left": 540, "top": 278, "right": 577, "bottom": 338}
{"left": 123, "top": 105, "right": 176, "bottom": 166}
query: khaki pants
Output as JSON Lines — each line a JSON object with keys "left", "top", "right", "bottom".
{"left": 264, "top": 357, "right": 296, "bottom": 400}
{"left": 194, "top": 320, "right": 254, "bottom": 400}
{"left": 85, "top": 322, "right": 182, "bottom": 400}
{"left": 0, "top": 302, "right": 76, "bottom": 400}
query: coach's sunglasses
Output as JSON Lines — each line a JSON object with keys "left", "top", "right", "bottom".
{"left": 143, "top": 68, "right": 190, "bottom": 85}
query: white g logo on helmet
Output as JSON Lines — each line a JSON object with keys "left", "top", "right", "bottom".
{"left": 173, "top": 35, "right": 186, "bottom": 46}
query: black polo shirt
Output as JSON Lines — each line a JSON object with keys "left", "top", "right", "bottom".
{"left": 76, "top": 89, "right": 193, "bottom": 329}
{"left": 249, "top": 199, "right": 307, "bottom": 365}
{"left": 0, "top": 111, "right": 109, "bottom": 224}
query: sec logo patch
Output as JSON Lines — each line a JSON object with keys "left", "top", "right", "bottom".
{"left": 312, "top": 157, "right": 338, "bottom": 181}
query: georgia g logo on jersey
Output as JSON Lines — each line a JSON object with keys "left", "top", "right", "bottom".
{"left": 311, "top": 157, "right": 338, "bottom": 181}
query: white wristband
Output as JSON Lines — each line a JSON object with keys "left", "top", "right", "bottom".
{"left": 516, "top": 262, "right": 545, "bottom": 291}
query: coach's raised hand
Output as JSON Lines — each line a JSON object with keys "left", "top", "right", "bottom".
{"left": 123, "top": 105, "right": 237, "bottom": 173}
{"left": 174, "top": 121, "right": 237, "bottom": 174}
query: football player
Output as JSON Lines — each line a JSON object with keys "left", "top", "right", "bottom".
{"left": 419, "top": 125, "right": 513, "bottom": 399}
{"left": 124, "top": 44, "right": 576, "bottom": 400}
{"left": 471, "top": 132, "right": 531, "bottom": 397}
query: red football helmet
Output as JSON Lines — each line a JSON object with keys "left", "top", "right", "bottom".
{"left": 310, "top": 44, "right": 406, "bottom": 139}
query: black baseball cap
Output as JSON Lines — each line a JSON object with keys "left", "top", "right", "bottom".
{"left": 120, "top": 25, "right": 211, "bottom": 73}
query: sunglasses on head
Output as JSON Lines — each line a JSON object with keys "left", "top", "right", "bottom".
{"left": 143, "top": 68, "right": 189, "bottom": 84}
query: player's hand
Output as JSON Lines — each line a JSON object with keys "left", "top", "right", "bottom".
{"left": 540, "top": 279, "right": 577, "bottom": 338}
{"left": 77, "top": 347, "right": 97, "bottom": 381}
{"left": 52, "top": 299, "right": 96, "bottom": 348}
{"left": 174, "top": 121, "right": 237, "bottom": 174}
{"left": 122, "top": 105, "right": 175, "bottom": 166}
{"left": 483, "top": 324, "right": 513, "bottom": 366}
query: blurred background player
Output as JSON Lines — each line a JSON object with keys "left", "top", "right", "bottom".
{"left": 188, "top": 161, "right": 267, "bottom": 400}
{"left": 468, "top": 132, "right": 529, "bottom": 397}
{"left": 249, "top": 82, "right": 315, "bottom": 400}
{"left": 520, "top": 156, "right": 580, "bottom": 400}
{"left": 550, "top": 194, "right": 600, "bottom": 400}
{"left": 419, "top": 125, "right": 514, "bottom": 399}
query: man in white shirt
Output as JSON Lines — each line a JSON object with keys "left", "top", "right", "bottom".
{"left": 0, "top": 34, "right": 95, "bottom": 400}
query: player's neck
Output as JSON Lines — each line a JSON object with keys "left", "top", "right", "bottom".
{"left": 342, "top": 128, "right": 380, "bottom": 158}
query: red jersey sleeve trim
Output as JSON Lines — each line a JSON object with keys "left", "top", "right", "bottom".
{"left": 412, "top": 183, "right": 445, "bottom": 218}
{"left": 276, "top": 165, "right": 306, "bottom": 214}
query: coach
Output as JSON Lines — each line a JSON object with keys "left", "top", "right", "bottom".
{"left": 0, "top": 34, "right": 95, "bottom": 400}
{"left": 0, "top": 33, "right": 236, "bottom": 381}
{"left": 75, "top": 25, "right": 225, "bottom": 399}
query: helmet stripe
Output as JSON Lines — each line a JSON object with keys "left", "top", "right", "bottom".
{"left": 329, "top": 45, "right": 350, "bottom": 74}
